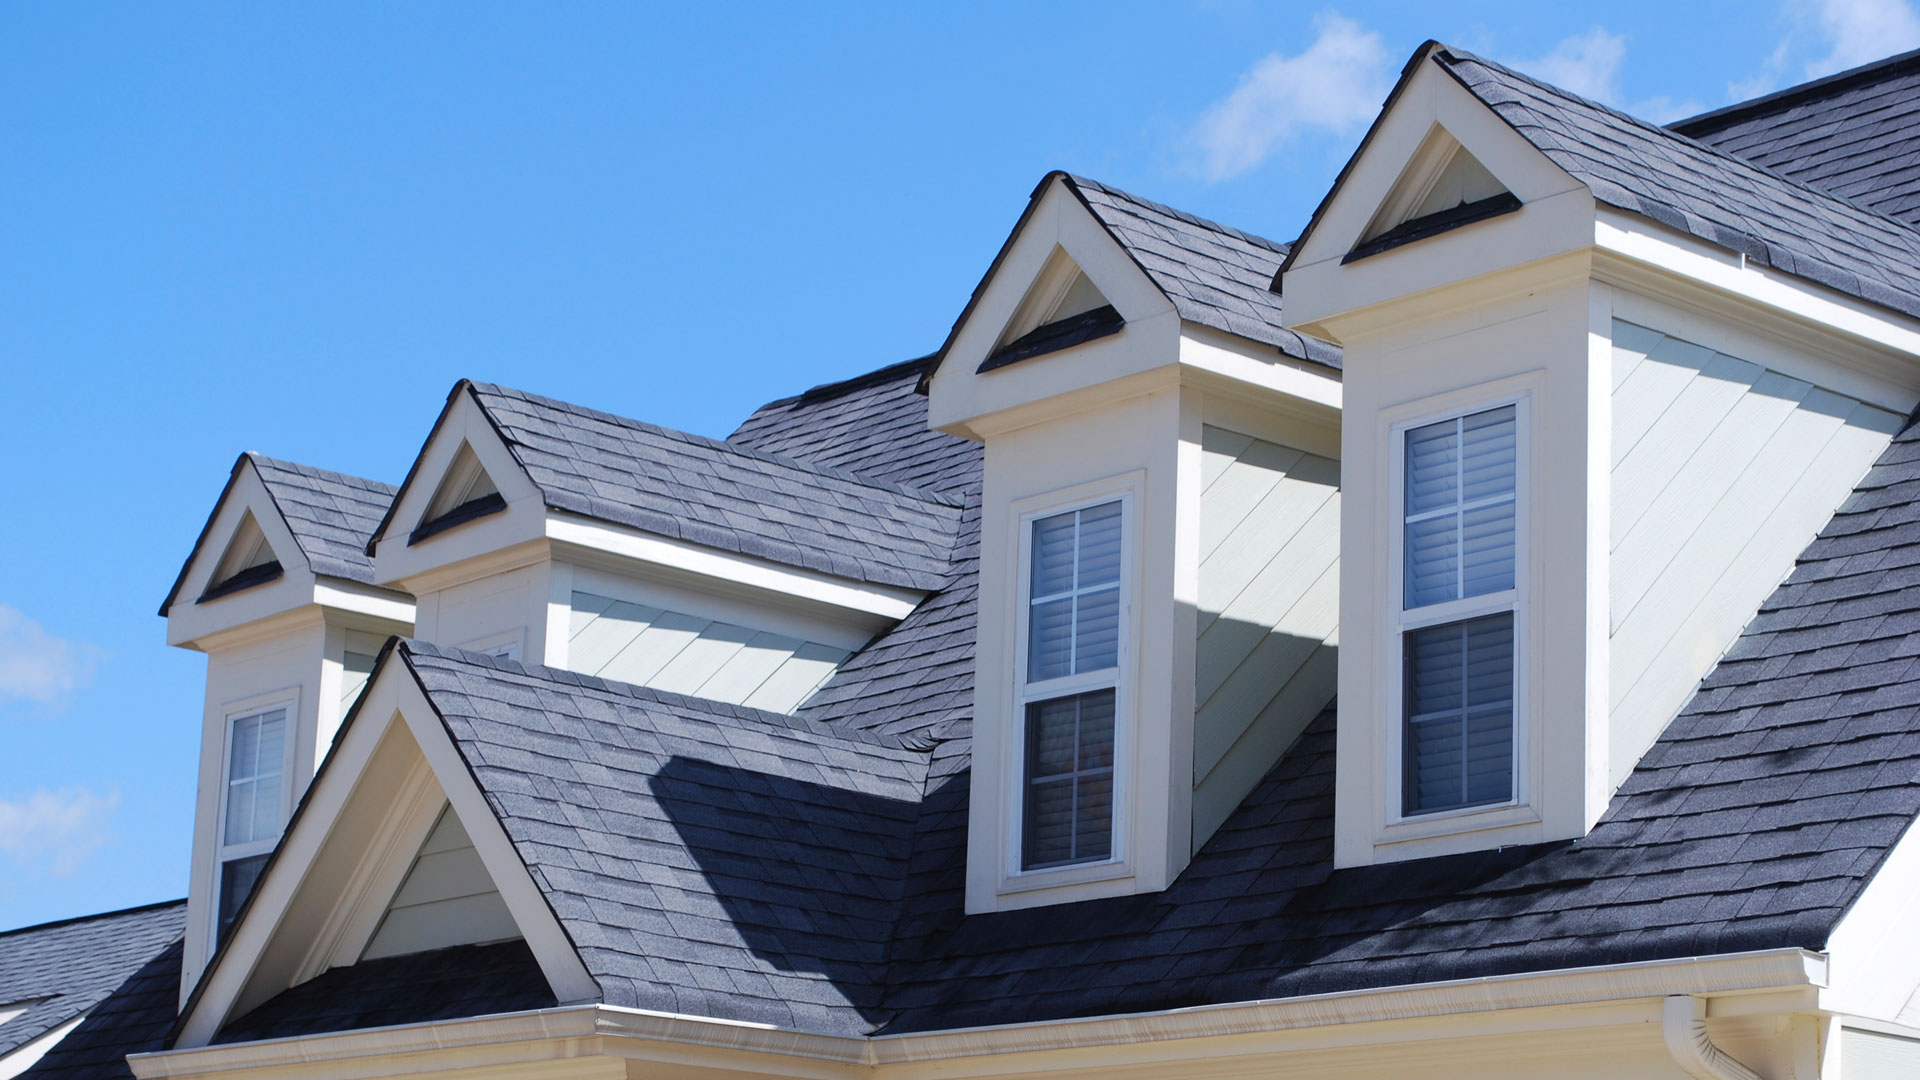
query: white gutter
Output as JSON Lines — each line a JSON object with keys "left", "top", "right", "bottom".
{"left": 131, "top": 948, "right": 1825, "bottom": 1078}
{"left": 1663, "top": 995, "right": 1762, "bottom": 1080}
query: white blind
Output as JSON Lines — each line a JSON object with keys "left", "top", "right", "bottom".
{"left": 1405, "top": 405, "right": 1516, "bottom": 609}
{"left": 1404, "top": 613, "right": 1514, "bottom": 813}
{"left": 1023, "top": 689, "right": 1115, "bottom": 869}
{"left": 225, "top": 707, "right": 287, "bottom": 846}
{"left": 1028, "top": 501, "right": 1122, "bottom": 682}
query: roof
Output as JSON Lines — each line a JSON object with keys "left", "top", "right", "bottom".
{"left": 373, "top": 381, "right": 964, "bottom": 593}
{"left": 729, "top": 355, "right": 982, "bottom": 496}
{"left": 399, "top": 639, "right": 933, "bottom": 1035}
{"left": 157, "top": 455, "right": 396, "bottom": 616}
{"left": 1427, "top": 44, "right": 1920, "bottom": 321}
{"left": 0, "top": 901, "right": 183, "bottom": 1074}
{"left": 1672, "top": 47, "right": 1920, "bottom": 227}
{"left": 921, "top": 171, "right": 1342, "bottom": 390}
{"left": 216, "top": 941, "right": 553, "bottom": 1044}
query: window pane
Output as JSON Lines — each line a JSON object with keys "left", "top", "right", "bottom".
{"left": 1026, "top": 501, "right": 1123, "bottom": 682}
{"left": 1022, "top": 689, "right": 1115, "bottom": 869}
{"left": 218, "top": 854, "right": 270, "bottom": 947}
{"left": 1404, "top": 406, "right": 1517, "bottom": 610}
{"left": 224, "top": 708, "right": 286, "bottom": 846}
{"left": 229, "top": 714, "right": 260, "bottom": 781}
{"left": 1403, "top": 613, "right": 1514, "bottom": 814}
{"left": 224, "top": 779, "right": 255, "bottom": 844}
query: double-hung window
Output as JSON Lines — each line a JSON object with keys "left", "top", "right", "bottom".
{"left": 216, "top": 703, "right": 290, "bottom": 945}
{"left": 1397, "top": 403, "right": 1521, "bottom": 817}
{"left": 1018, "top": 498, "right": 1125, "bottom": 871}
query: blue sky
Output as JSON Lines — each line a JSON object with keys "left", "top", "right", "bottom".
{"left": 2, "top": 0, "right": 1916, "bottom": 930}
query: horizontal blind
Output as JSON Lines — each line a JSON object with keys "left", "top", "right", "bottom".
{"left": 225, "top": 707, "right": 287, "bottom": 847}
{"left": 1405, "top": 406, "right": 1516, "bottom": 609}
{"left": 1028, "top": 501, "right": 1122, "bottom": 682}
{"left": 1404, "top": 613, "right": 1514, "bottom": 813}
{"left": 1023, "top": 689, "right": 1116, "bottom": 869}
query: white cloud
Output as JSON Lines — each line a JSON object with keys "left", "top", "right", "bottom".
{"left": 0, "top": 788, "right": 119, "bottom": 877}
{"left": 1506, "top": 29, "right": 1704, "bottom": 123}
{"left": 0, "top": 604, "right": 99, "bottom": 706}
{"left": 1732, "top": 0, "right": 1920, "bottom": 100}
{"left": 1192, "top": 13, "right": 1391, "bottom": 181}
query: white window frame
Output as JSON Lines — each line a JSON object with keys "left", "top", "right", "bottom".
{"left": 1384, "top": 391, "right": 1532, "bottom": 831}
{"left": 455, "top": 629, "right": 524, "bottom": 661}
{"left": 211, "top": 688, "right": 300, "bottom": 947}
{"left": 1004, "top": 479, "right": 1137, "bottom": 887}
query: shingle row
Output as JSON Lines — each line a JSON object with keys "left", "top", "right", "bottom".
{"left": 248, "top": 455, "right": 396, "bottom": 584}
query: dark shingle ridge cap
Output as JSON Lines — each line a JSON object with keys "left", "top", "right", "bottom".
{"left": 1064, "top": 173, "right": 1294, "bottom": 256}
{"left": 401, "top": 638, "right": 940, "bottom": 755}
{"left": 0, "top": 897, "right": 186, "bottom": 939}
{"left": 244, "top": 452, "right": 398, "bottom": 498}
{"left": 466, "top": 381, "right": 965, "bottom": 511}
{"left": 1668, "top": 45, "right": 1920, "bottom": 137}
{"left": 1436, "top": 44, "right": 1920, "bottom": 242}
{"left": 788, "top": 354, "right": 937, "bottom": 408}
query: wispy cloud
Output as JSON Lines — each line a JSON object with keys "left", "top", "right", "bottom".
{"left": 1505, "top": 28, "right": 1704, "bottom": 123}
{"left": 1191, "top": 13, "right": 1391, "bottom": 182}
{"left": 1732, "top": 0, "right": 1920, "bottom": 100}
{"left": 0, "top": 605, "right": 100, "bottom": 707}
{"left": 0, "top": 788, "right": 119, "bottom": 877}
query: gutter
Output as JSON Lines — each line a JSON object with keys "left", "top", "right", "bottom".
{"left": 1663, "top": 996, "right": 1763, "bottom": 1080}
{"left": 130, "top": 948, "right": 1826, "bottom": 1078}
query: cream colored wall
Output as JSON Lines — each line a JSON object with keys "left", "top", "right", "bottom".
{"left": 1846, "top": 1025, "right": 1920, "bottom": 1078}
{"left": 362, "top": 806, "right": 517, "bottom": 961}
{"left": 1192, "top": 426, "right": 1340, "bottom": 850}
{"left": 1606, "top": 319, "right": 1902, "bottom": 780}
{"left": 569, "top": 591, "right": 848, "bottom": 713}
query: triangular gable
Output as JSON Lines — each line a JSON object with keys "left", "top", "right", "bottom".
{"left": 364, "top": 381, "right": 545, "bottom": 585}
{"left": 1275, "top": 41, "right": 1586, "bottom": 294}
{"left": 171, "top": 641, "right": 596, "bottom": 1048}
{"left": 160, "top": 456, "right": 312, "bottom": 617}
{"left": 920, "top": 171, "right": 1174, "bottom": 394}
{"left": 980, "top": 247, "right": 1122, "bottom": 373}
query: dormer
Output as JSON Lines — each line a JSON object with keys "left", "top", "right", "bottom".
{"left": 368, "top": 381, "right": 960, "bottom": 711}
{"left": 1281, "top": 41, "right": 1920, "bottom": 869}
{"left": 161, "top": 454, "right": 413, "bottom": 1000}
{"left": 924, "top": 172, "right": 1343, "bottom": 912}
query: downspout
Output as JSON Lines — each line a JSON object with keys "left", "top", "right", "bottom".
{"left": 1663, "top": 995, "right": 1762, "bottom": 1080}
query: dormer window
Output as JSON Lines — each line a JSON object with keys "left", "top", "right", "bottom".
{"left": 1017, "top": 498, "right": 1126, "bottom": 870}
{"left": 410, "top": 443, "right": 504, "bottom": 545}
{"left": 1393, "top": 402, "right": 1523, "bottom": 818}
{"left": 216, "top": 699, "right": 294, "bottom": 946}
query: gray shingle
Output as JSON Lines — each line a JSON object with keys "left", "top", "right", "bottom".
{"left": 247, "top": 455, "right": 394, "bottom": 584}
{"left": 0, "top": 902, "right": 184, "bottom": 1076}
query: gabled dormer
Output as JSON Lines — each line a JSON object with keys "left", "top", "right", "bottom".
{"left": 923, "top": 172, "right": 1343, "bottom": 912}
{"left": 1281, "top": 41, "right": 1920, "bottom": 869}
{"left": 369, "top": 381, "right": 960, "bottom": 711}
{"left": 161, "top": 454, "right": 413, "bottom": 1001}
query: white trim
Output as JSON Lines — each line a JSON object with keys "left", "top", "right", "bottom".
{"left": 455, "top": 629, "right": 524, "bottom": 661}
{"left": 131, "top": 949, "right": 1828, "bottom": 1078}
{"left": 1384, "top": 391, "right": 1530, "bottom": 831}
{"left": 1002, "top": 475, "right": 1141, "bottom": 892}
{"left": 0, "top": 1014, "right": 85, "bottom": 1080}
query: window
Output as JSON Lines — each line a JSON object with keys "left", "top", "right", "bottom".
{"left": 1018, "top": 499, "right": 1124, "bottom": 870}
{"left": 216, "top": 704, "right": 290, "bottom": 945}
{"left": 1396, "top": 403, "right": 1520, "bottom": 816}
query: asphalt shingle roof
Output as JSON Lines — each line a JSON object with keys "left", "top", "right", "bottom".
{"left": 1673, "top": 47, "right": 1920, "bottom": 227}
{"left": 458, "top": 383, "right": 964, "bottom": 593}
{"left": 1063, "top": 175, "right": 1343, "bottom": 369}
{"left": 0, "top": 902, "right": 183, "bottom": 1076}
{"left": 247, "top": 455, "right": 395, "bottom": 584}
{"left": 1429, "top": 46, "right": 1920, "bottom": 320}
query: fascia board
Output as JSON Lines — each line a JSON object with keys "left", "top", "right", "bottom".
{"left": 134, "top": 949, "right": 1825, "bottom": 1080}
{"left": 1282, "top": 54, "right": 1584, "bottom": 293}
{"left": 1594, "top": 209, "right": 1920, "bottom": 406}
{"left": 1176, "top": 324, "right": 1343, "bottom": 417}
{"left": 164, "top": 463, "right": 322, "bottom": 645}
{"left": 171, "top": 644, "right": 597, "bottom": 1049}
{"left": 926, "top": 178, "right": 1178, "bottom": 435}
{"left": 310, "top": 579, "right": 416, "bottom": 629}
{"left": 546, "top": 512, "right": 923, "bottom": 622}
{"left": 368, "top": 385, "right": 543, "bottom": 578}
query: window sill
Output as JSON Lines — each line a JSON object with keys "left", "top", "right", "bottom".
{"left": 998, "top": 857, "right": 1133, "bottom": 896}
{"left": 1377, "top": 800, "right": 1539, "bottom": 846}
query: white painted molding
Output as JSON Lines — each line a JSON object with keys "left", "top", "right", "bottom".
{"left": 0, "top": 1015, "right": 85, "bottom": 1080}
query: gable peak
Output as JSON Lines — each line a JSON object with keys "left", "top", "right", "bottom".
{"left": 1352, "top": 125, "right": 1516, "bottom": 258}
{"left": 411, "top": 442, "right": 504, "bottom": 545}
{"left": 980, "top": 246, "right": 1121, "bottom": 374}
{"left": 201, "top": 509, "right": 284, "bottom": 602}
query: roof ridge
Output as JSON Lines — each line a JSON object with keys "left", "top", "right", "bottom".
{"left": 245, "top": 452, "right": 398, "bottom": 495}
{"left": 466, "top": 382, "right": 964, "bottom": 509}
{"left": 1668, "top": 44, "right": 1920, "bottom": 135}
{"left": 402, "top": 638, "right": 939, "bottom": 754}
{"left": 1437, "top": 45, "right": 1920, "bottom": 244}
{"left": 0, "top": 897, "right": 185, "bottom": 939}
{"left": 1064, "top": 172, "right": 1293, "bottom": 254}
